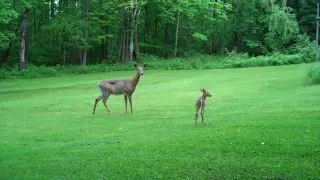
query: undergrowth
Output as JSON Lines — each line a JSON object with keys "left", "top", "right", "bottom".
{"left": 0, "top": 53, "right": 315, "bottom": 79}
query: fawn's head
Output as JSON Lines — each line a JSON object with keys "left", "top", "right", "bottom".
{"left": 134, "top": 63, "right": 147, "bottom": 76}
{"left": 200, "top": 88, "right": 212, "bottom": 98}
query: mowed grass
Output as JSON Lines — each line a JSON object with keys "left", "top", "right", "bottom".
{"left": 1, "top": 64, "right": 320, "bottom": 179}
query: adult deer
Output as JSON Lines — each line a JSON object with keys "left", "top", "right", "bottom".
{"left": 92, "top": 63, "right": 147, "bottom": 115}
{"left": 195, "top": 88, "right": 212, "bottom": 126}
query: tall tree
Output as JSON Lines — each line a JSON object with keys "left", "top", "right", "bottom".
{"left": 82, "top": 0, "right": 90, "bottom": 65}
{"left": 174, "top": 11, "right": 180, "bottom": 57}
{"left": 120, "top": 0, "right": 144, "bottom": 62}
{"left": 19, "top": 8, "right": 29, "bottom": 71}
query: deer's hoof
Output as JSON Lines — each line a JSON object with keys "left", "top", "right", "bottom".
{"left": 124, "top": 113, "right": 128, "bottom": 116}
{"left": 108, "top": 112, "right": 112, "bottom": 115}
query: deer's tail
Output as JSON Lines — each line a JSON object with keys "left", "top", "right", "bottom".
{"left": 97, "top": 81, "right": 103, "bottom": 96}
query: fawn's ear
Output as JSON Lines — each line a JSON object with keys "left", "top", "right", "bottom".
{"left": 134, "top": 64, "right": 137, "bottom": 68}
{"left": 143, "top": 64, "right": 147, "bottom": 68}
{"left": 200, "top": 88, "right": 204, "bottom": 92}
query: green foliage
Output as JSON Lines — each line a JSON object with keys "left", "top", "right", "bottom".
{"left": 0, "top": 0, "right": 18, "bottom": 48}
{"left": 287, "top": 34, "right": 316, "bottom": 62}
{"left": 0, "top": 0, "right": 317, "bottom": 66}
{"left": 192, "top": 32, "right": 208, "bottom": 41}
{"left": 265, "top": 5, "right": 299, "bottom": 51}
{"left": 306, "top": 64, "right": 320, "bottom": 85}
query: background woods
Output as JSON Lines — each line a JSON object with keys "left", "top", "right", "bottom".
{"left": 0, "top": 0, "right": 317, "bottom": 70}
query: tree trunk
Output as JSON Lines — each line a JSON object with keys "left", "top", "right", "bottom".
{"left": 211, "top": 9, "right": 217, "bottom": 54}
{"left": 25, "top": 28, "right": 29, "bottom": 65}
{"left": 123, "top": 10, "right": 129, "bottom": 62}
{"left": 79, "top": 51, "right": 82, "bottom": 65}
{"left": 100, "top": 40, "right": 105, "bottom": 61}
{"left": 126, "top": 12, "right": 130, "bottom": 62}
{"left": 19, "top": 8, "right": 29, "bottom": 71}
{"left": 124, "top": 10, "right": 128, "bottom": 62}
{"left": 134, "top": 5, "right": 140, "bottom": 59}
{"left": 187, "top": 25, "right": 191, "bottom": 53}
{"left": 120, "top": 10, "right": 126, "bottom": 62}
{"left": 153, "top": 14, "right": 158, "bottom": 55}
{"left": 51, "top": 0, "right": 55, "bottom": 18}
{"left": 82, "top": 51, "right": 87, "bottom": 65}
{"left": 129, "top": 7, "right": 136, "bottom": 62}
{"left": 99, "top": 0, "right": 108, "bottom": 62}
{"left": 61, "top": 46, "right": 66, "bottom": 65}
{"left": 33, "top": 8, "right": 37, "bottom": 43}
{"left": 105, "top": 30, "right": 108, "bottom": 61}
{"left": 282, "top": 0, "right": 287, "bottom": 7}
{"left": 317, "top": 0, "right": 320, "bottom": 61}
{"left": 120, "top": 2, "right": 140, "bottom": 63}
{"left": 164, "top": 22, "right": 169, "bottom": 59}
{"left": 82, "top": 39, "right": 87, "bottom": 65}
{"left": 233, "top": 32, "right": 239, "bottom": 51}
{"left": 144, "top": 4, "right": 149, "bottom": 54}
{"left": 134, "top": 30, "right": 139, "bottom": 60}
{"left": 82, "top": 0, "right": 89, "bottom": 66}
{"left": 73, "top": 49, "right": 77, "bottom": 64}
{"left": 211, "top": 38, "right": 215, "bottom": 54}
{"left": 119, "top": 24, "right": 123, "bottom": 61}
{"left": 174, "top": 11, "right": 180, "bottom": 57}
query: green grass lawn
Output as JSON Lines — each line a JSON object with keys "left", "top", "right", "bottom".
{"left": 1, "top": 64, "right": 320, "bottom": 179}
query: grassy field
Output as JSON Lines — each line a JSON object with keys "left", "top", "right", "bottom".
{"left": 1, "top": 64, "right": 320, "bottom": 179}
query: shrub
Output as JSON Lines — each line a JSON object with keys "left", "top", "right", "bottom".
{"left": 306, "top": 64, "right": 320, "bottom": 85}
{"left": 287, "top": 34, "right": 316, "bottom": 63}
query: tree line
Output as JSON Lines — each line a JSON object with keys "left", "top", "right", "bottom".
{"left": 0, "top": 0, "right": 316, "bottom": 70}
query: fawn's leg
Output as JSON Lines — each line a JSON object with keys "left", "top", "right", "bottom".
{"left": 124, "top": 94, "right": 128, "bottom": 115}
{"left": 102, "top": 94, "right": 111, "bottom": 115}
{"left": 93, "top": 96, "right": 103, "bottom": 114}
{"left": 128, "top": 95, "right": 133, "bottom": 114}
{"left": 201, "top": 106, "right": 206, "bottom": 125}
{"left": 195, "top": 104, "right": 200, "bottom": 126}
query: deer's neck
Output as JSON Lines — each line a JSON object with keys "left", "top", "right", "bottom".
{"left": 132, "top": 71, "right": 141, "bottom": 88}
{"left": 202, "top": 94, "right": 207, "bottom": 101}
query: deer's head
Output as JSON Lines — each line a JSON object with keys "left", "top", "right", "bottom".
{"left": 200, "top": 88, "right": 212, "bottom": 98}
{"left": 134, "top": 64, "right": 147, "bottom": 76}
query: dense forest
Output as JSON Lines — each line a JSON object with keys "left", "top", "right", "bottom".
{"left": 0, "top": 0, "right": 317, "bottom": 70}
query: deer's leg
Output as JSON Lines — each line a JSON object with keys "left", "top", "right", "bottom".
{"left": 102, "top": 94, "right": 111, "bottom": 115}
{"left": 124, "top": 94, "right": 128, "bottom": 115}
{"left": 128, "top": 95, "right": 133, "bottom": 114}
{"left": 195, "top": 104, "right": 200, "bottom": 126}
{"left": 201, "top": 106, "right": 206, "bottom": 125}
{"left": 93, "top": 96, "right": 103, "bottom": 114}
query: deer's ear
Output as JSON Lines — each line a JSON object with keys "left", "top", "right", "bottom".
{"left": 134, "top": 64, "right": 137, "bottom": 68}
{"left": 200, "top": 88, "right": 204, "bottom": 92}
{"left": 143, "top": 64, "right": 147, "bottom": 68}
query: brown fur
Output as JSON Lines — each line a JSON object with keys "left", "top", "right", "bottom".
{"left": 195, "top": 88, "right": 212, "bottom": 125}
{"left": 92, "top": 64, "right": 147, "bottom": 115}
